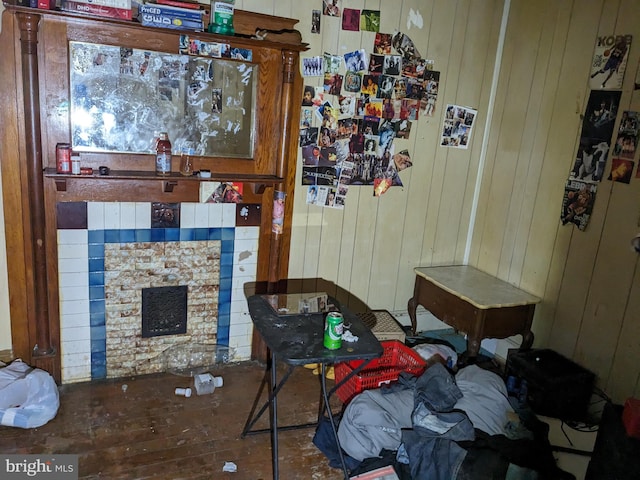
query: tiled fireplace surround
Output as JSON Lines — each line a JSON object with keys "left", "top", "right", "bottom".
{"left": 57, "top": 201, "right": 258, "bottom": 384}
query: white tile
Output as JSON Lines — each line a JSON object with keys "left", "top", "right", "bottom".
{"left": 60, "top": 299, "right": 90, "bottom": 316}
{"left": 58, "top": 243, "right": 88, "bottom": 260}
{"left": 62, "top": 352, "right": 92, "bottom": 368}
{"left": 230, "top": 299, "right": 250, "bottom": 314}
{"left": 235, "top": 226, "right": 259, "bottom": 240}
{"left": 120, "top": 203, "right": 137, "bottom": 229}
{"left": 59, "top": 286, "right": 89, "bottom": 303}
{"left": 234, "top": 262, "right": 256, "bottom": 278}
{"left": 234, "top": 238, "right": 259, "bottom": 254}
{"left": 103, "top": 203, "right": 121, "bottom": 229}
{"left": 136, "top": 203, "right": 151, "bottom": 229}
{"left": 87, "top": 203, "right": 105, "bottom": 230}
{"left": 58, "top": 258, "right": 88, "bottom": 274}
{"left": 60, "top": 325, "right": 91, "bottom": 342}
{"left": 60, "top": 338, "right": 91, "bottom": 356}
{"left": 221, "top": 203, "right": 236, "bottom": 227}
{"left": 229, "top": 345, "right": 251, "bottom": 361}
{"left": 181, "top": 203, "right": 196, "bottom": 228}
{"left": 194, "top": 203, "right": 209, "bottom": 228}
{"left": 58, "top": 230, "right": 88, "bottom": 245}
{"left": 59, "top": 272, "right": 89, "bottom": 289}
{"left": 207, "top": 204, "right": 223, "bottom": 228}
{"left": 61, "top": 364, "right": 92, "bottom": 384}
{"left": 230, "top": 322, "right": 253, "bottom": 338}
{"left": 231, "top": 275, "right": 256, "bottom": 293}
{"left": 61, "top": 312, "right": 89, "bottom": 329}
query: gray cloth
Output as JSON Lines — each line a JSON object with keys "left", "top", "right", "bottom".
{"left": 454, "top": 365, "right": 514, "bottom": 436}
{"left": 337, "top": 387, "right": 414, "bottom": 461}
{"left": 398, "top": 363, "right": 475, "bottom": 480}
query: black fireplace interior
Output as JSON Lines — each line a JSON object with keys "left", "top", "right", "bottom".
{"left": 142, "top": 286, "right": 188, "bottom": 338}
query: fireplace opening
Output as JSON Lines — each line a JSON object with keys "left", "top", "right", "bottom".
{"left": 142, "top": 286, "right": 188, "bottom": 338}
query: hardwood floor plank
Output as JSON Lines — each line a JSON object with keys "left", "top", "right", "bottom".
{"left": 0, "top": 362, "right": 344, "bottom": 479}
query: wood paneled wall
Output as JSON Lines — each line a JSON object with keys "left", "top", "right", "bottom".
{"left": 237, "top": 0, "right": 640, "bottom": 403}
{"left": 0, "top": 0, "right": 639, "bottom": 402}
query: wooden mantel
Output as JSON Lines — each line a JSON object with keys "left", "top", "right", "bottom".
{"left": 0, "top": 2, "right": 306, "bottom": 381}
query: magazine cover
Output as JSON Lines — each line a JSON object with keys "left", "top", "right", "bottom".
{"left": 589, "top": 34, "right": 632, "bottom": 90}
{"left": 560, "top": 180, "right": 597, "bottom": 231}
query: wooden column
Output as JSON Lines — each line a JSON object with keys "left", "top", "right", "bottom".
{"left": 267, "top": 50, "right": 297, "bottom": 294}
{"left": 17, "top": 12, "right": 56, "bottom": 366}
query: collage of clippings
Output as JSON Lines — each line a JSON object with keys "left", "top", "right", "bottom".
{"left": 300, "top": 27, "right": 442, "bottom": 207}
{"left": 561, "top": 34, "right": 634, "bottom": 231}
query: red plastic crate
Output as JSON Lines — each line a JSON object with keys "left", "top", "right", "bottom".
{"left": 334, "top": 340, "right": 427, "bottom": 404}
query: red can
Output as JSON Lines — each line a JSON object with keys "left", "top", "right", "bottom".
{"left": 56, "top": 143, "right": 72, "bottom": 174}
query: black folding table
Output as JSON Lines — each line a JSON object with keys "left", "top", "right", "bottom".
{"left": 241, "top": 294, "right": 383, "bottom": 480}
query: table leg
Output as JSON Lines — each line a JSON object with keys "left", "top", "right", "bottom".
{"left": 320, "top": 363, "right": 349, "bottom": 480}
{"left": 407, "top": 279, "right": 419, "bottom": 335}
{"left": 271, "top": 352, "right": 279, "bottom": 480}
{"left": 520, "top": 307, "right": 535, "bottom": 350}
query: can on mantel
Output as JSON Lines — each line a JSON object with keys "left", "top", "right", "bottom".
{"left": 323, "top": 312, "right": 343, "bottom": 350}
{"left": 56, "top": 143, "right": 72, "bottom": 174}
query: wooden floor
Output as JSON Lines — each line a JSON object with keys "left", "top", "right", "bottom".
{"left": 0, "top": 362, "right": 345, "bottom": 480}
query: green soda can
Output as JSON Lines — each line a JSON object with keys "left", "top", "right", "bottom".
{"left": 324, "top": 312, "right": 344, "bottom": 350}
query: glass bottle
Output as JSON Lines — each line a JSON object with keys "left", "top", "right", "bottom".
{"left": 180, "top": 142, "right": 195, "bottom": 176}
{"left": 155, "top": 132, "right": 172, "bottom": 176}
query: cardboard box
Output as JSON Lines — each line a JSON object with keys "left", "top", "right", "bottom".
{"left": 61, "top": 0, "right": 133, "bottom": 20}
{"left": 138, "top": 3, "right": 204, "bottom": 31}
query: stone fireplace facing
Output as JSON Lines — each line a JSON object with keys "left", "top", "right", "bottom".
{"left": 57, "top": 201, "right": 259, "bottom": 384}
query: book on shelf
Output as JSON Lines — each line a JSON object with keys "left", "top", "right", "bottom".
{"left": 154, "top": 0, "right": 204, "bottom": 10}
{"left": 60, "top": 0, "right": 133, "bottom": 20}
{"left": 64, "top": 0, "right": 132, "bottom": 9}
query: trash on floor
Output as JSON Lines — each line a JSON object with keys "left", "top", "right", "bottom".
{"left": 222, "top": 461, "right": 237, "bottom": 472}
{"left": 0, "top": 359, "right": 60, "bottom": 428}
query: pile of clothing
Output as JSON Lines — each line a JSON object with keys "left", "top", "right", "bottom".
{"left": 315, "top": 359, "right": 575, "bottom": 480}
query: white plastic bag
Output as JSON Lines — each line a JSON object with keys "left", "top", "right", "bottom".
{"left": 0, "top": 359, "right": 60, "bottom": 428}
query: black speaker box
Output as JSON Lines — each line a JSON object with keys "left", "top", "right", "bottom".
{"left": 506, "top": 348, "right": 595, "bottom": 421}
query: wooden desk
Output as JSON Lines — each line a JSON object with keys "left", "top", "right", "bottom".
{"left": 407, "top": 266, "right": 540, "bottom": 361}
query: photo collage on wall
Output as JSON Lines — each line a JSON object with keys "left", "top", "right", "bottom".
{"left": 300, "top": 26, "right": 441, "bottom": 207}
{"left": 561, "top": 34, "right": 633, "bottom": 231}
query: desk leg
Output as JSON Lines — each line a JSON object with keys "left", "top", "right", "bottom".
{"left": 271, "top": 352, "right": 279, "bottom": 480}
{"left": 321, "top": 363, "right": 349, "bottom": 480}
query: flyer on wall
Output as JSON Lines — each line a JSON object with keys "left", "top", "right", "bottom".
{"left": 440, "top": 104, "right": 477, "bottom": 149}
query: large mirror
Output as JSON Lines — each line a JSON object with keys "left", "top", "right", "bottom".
{"left": 69, "top": 41, "right": 257, "bottom": 158}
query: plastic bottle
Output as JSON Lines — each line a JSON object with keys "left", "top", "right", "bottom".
{"left": 175, "top": 387, "right": 192, "bottom": 397}
{"left": 156, "top": 132, "right": 172, "bottom": 176}
{"left": 208, "top": 0, "right": 235, "bottom": 36}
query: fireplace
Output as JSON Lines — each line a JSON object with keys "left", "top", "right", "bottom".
{"left": 57, "top": 201, "right": 260, "bottom": 383}
{"left": 141, "top": 286, "right": 188, "bottom": 338}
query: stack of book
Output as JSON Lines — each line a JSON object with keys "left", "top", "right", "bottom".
{"left": 60, "top": 0, "right": 133, "bottom": 21}
{"left": 137, "top": 0, "right": 206, "bottom": 31}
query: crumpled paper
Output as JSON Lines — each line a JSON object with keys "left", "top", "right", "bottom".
{"left": 222, "top": 461, "right": 237, "bottom": 473}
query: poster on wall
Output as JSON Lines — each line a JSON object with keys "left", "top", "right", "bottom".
{"left": 568, "top": 90, "right": 621, "bottom": 183}
{"left": 440, "top": 104, "right": 477, "bottom": 149}
{"left": 560, "top": 180, "right": 597, "bottom": 231}
{"left": 589, "top": 34, "right": 632, "bottom": 90}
